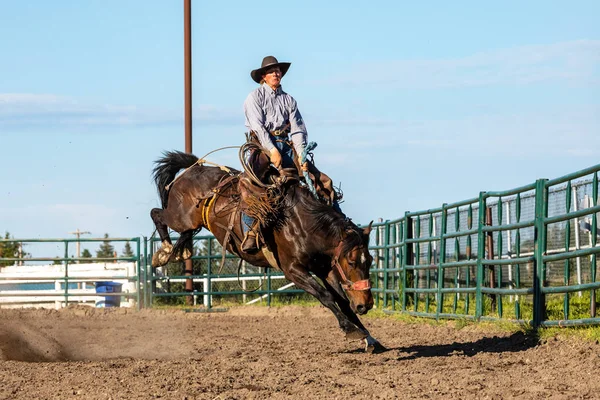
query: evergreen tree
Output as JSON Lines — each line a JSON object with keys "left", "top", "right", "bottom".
{"left": 122, "top": 241, "right": 134, "bottom": 258}
{"left": 81, "top": 249, "right": 92, "bottom": 259}
{"left": 96, "top": 233, "right": 115, "bottom": 261}
{"left": 0, "top": 232, "right": 26, "bottom": 266}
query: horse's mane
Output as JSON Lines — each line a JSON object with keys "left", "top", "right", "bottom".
{"left": 291, "top": 186, "right": 365, "bottom": 253}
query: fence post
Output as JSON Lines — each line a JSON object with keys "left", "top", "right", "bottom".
{"left": 402, "top": 212, "right": 414, "bottom": 311}
{"left": 64, "top": 240, "right": 69, "bottom": 307}
{"left": 207, "top": 238, "right": 213, "bottom": 309}
{"left": 267, "top": 267, "right": 272, "bottom": 306}
{"left": 591, "top": 172, "right": 598, "bottom": 318}
{"left": 147, "top": 238, "right": 156, "bottom": 307}
{"left": 476, "top": 192, "right": 487, "bottom": 320}
{"left": 383, "top": 221, "right": 390, "bottom": 308}
{"left": 533, "top": 178, "right": 549, "bottom": 327}
{"left": 143, "top": 237, "right": 149, "bottom": 308}
{"left": 136, "top": 237, "right": 142, "bottom": 310}
{"left": 436, "top": 204, "right": 448, "bottom": 319}
{"left": 391, "top": 222, "right": 398, "bottom": 310}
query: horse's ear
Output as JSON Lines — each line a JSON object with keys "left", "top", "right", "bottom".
{"left": 363, "top": 221, "right": 373, "bottom": 236}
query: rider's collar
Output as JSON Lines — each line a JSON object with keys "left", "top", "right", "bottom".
{"left": 262, "top": 83, "right": 283, "bottom": 95}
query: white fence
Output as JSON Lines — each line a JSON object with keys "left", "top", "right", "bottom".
{"left": 0, "top": 262, "right": 138, "bottom": 309}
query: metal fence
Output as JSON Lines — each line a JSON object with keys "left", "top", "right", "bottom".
{"left": 0, "top": 237, "right": 143, "bottom": 309}
{"left": 2, "top": 164, "right": 599, "bottom": 326}
{"left": 370, "top": 164, "right": 600, "bottom": 327}
{"left": 144, "top": 236, "right": 306, "bottom": 308}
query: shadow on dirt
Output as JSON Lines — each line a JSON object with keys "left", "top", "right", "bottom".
{"left": 389, "top": 332, "right": 539, "bottom": 360}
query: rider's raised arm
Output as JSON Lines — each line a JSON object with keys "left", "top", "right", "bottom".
{"left": 244, "top": 91, "right": 275, "bottom": 152}
{"left": 288, "top": 97, "right": 307, "bottom": 157}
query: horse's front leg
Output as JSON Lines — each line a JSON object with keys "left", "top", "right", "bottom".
{"left": 322, "top": 275, "right": 386, "bottom": 353}
{"left": 284, "top": 263, "right": 367, "bottom": 340}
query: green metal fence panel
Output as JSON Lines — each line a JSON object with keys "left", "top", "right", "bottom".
{"left": 146, "top": 235, "right": 307, "bottom": 309}
{"left": 0, "top": 237, "right": 143, "bottom": 310}
{"left": 538, "top": 167, "right": 600, "bottom": 326}
{"left": 369, "top": 217, "right": 405, "bottom": 312}
{"left": 377, "top": 164, "right": 600, "bottom": 327}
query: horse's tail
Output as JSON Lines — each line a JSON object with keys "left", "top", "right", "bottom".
{"left": 153, "top": 150, "right": 199, "bottom": 208}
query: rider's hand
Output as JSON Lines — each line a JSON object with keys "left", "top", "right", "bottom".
{"left": 298, "top": 156, "right": 309, "bottom": 172}
{"left": 269, "top": 148, "right": 282, "bottom": 169}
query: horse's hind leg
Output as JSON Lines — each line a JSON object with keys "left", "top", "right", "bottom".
{"left": 151, "top": 208, "right": 174, "bottom": 267}
{"left": 172, "top": 230, "right": 194, "bottom": 262}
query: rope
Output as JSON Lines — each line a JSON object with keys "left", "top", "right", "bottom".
{"left": 301, "top": 142, "right": 319, "bottom": 199}
{"left": 164, "top": 146, "right": 240, "bottom": 191}
{"left": 238, "top": 142, "right": 278, "bottom": 189}
{"left": 237, "top": 258, "right": 265, "bottom": 293}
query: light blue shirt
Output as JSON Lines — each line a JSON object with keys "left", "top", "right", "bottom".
{"left": 244, "top": 83, "right": 307, "bottom": 155}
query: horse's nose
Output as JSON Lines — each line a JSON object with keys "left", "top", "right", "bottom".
{"left": 356, "top": 304, "right": 367, "bottom": 315}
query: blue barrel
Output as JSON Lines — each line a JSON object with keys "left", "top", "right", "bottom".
{"left": 95, "top": 281, "right": 123, "bottom": 307}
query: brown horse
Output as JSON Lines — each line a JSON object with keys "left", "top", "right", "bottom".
{"left": 150, "top": 150, "right": 383, "bottom": 352}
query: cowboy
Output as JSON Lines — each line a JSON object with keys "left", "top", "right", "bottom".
{"left": 244, "top": 56, "right": 308, "bottom": 171}
{"left": 241, "top": 56, "right": 340, "bottom": 253}
{"left": 240, "top": 56, "right": 308, "bottom": 253}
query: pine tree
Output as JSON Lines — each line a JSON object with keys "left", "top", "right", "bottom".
{"left": 96, "top": 233, "right": 115, "bottom": 261}
{"left": 0, "top": 232, "right": 26, "bottom": 266}
{"left": 122, "top": 241, "right": 134, "bottom": 258}
{"left": 81, "top": 249, "right": 92, "bottom": 259}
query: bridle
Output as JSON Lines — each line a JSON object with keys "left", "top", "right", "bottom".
{"left": 331, "top": 241, "right": 371, "bottom": 291}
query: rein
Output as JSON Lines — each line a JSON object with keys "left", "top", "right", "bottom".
{"left": 331, "top": 241, "right": 371, "bottom": 292}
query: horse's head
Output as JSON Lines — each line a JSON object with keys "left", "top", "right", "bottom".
{"left": 332, "top": 221, "right": 374, "bottom": 315}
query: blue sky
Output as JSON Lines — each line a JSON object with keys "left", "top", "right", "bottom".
{"left": 1, "top": 1, "right": 599, "bottom": 254}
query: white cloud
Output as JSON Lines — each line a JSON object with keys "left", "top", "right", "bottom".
{"left": 0, "top": 94, "right": 239, "bottom": 129}
{"left": 327, "top": 40, "right": 600, "bottom": 89}
{"left": 321, "top": 105, "right": 600, "bottom": 159}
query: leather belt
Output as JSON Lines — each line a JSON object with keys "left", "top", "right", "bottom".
{"left": 269, "top": 122, "right": 291, "bottom": 137}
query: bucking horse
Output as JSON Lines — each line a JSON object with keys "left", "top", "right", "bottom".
{"left": 150, "top": 144, "right": 384, "bottom": 353}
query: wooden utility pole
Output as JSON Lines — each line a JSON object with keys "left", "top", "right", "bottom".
{"left": 69, "top": 229, "right": 91, "bottom": 261}
{"left": 183, "top": 0, "right": 194, "bottom": 305}
{"left": 485, "top": 208, "right": 497, "bottom": 311}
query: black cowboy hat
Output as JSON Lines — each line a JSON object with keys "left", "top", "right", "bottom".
{"left": 250, "top": 56, "right": 291, "bottom": 84}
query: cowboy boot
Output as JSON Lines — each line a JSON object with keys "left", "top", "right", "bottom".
{"left": 241, "top": 229, "right": 259, "bottom": 254}
{"left": 241, "top": 220, "right": 261, "bottom": 254}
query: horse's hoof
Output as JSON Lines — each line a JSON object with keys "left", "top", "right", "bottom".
{"left": 151, "top": 252, "right": 163, "bottom": 267}
{"left": 152, "top": 250, "right": 171, "bottom": 267}
{"left": 159, "top": 253, "right": 171, "bottom": 265}
{"left": 173, "top": 250, "right": 191, "bottom": 262}
{"left": 364, "top": 336, "right": 386, "bottom": 354}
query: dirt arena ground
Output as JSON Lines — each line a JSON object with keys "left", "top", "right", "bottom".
{"left": 1, "top": 306, "right": 599, "bottom": 400}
